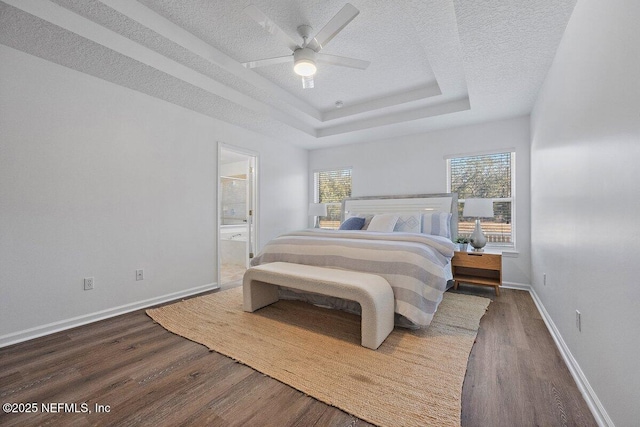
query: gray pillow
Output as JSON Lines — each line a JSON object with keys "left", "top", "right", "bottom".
{"left": 421, "top": 212, "right": 452, "bottom": 238}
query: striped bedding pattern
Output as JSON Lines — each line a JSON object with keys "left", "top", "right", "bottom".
{"left": 250, "top": 229, "right": 455, "bottom": 328}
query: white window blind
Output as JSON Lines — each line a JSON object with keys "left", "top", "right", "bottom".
{"left": 447, "top": 152, "right": 515, "bottom": 246}
{"left": 314, "top": 168, "right": 352, "bottom": 229}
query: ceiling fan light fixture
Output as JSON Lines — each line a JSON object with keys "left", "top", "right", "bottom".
{"left": 294, "top": 60, "right": 317, "bottom": 76}
{"left": 293, "top": 48, "right": 317, "bottom": 76}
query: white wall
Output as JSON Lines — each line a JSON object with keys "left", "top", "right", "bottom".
{"left": 0, "top": 45, "right": 307, "bottom": 345}
{"left": 530, "top": 0, "right": 640, "bottom": 425}
{"left": 309, "top": 116, "right": 532, "bottom": 286}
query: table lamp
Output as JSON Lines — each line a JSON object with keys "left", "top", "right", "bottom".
{"left": 462, "top": 198, "right": 494, "bottom": 251}
{"left": 308, "top": 203, "right": 327, "bottom": 228}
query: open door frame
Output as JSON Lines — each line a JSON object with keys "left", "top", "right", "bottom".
{"left": 217, "top": 143, "right": 259, "bottom": 288}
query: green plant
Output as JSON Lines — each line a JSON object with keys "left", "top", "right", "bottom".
{"left": 455, "top": 236, "right": 470, "bottom": 244}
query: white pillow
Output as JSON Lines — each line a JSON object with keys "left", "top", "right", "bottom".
{"left": 422, "top": 212, "right": 452, "bottom": 238}
{"left": 393, "top": 213, "right": 422, "bottom": 233}
{"left": 367, "top": 214, "right": 399, "bottom": 232}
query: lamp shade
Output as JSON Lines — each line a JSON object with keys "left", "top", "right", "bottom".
{"left": 463, "top": 198, "right": 494, "bottom": 218}
{"left": 308, "top": 203, "right": 327, "bottom": 217}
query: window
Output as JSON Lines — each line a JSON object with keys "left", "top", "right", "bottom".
{"left": 447, "top": 152, "right": 515, "bottom": 246}
{"left": 314, "top": 168, "right": 352, "bottom": 229}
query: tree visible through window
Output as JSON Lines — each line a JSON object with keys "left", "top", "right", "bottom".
{"left": 314, "top": 168, "right": 352, "bottom": 229}
{"left": 448, "top": 152, "right": 514, "bottom": 246}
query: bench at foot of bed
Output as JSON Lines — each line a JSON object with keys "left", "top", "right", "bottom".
{"left": 243, "top": 262, "right": 394, "bottom": 350}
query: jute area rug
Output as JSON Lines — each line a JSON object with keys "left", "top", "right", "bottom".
{"left": 147, "top": 287, "right": 490, "bottom": 427}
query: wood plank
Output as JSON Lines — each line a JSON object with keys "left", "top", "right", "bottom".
{"left": 0, "top": 289, "right": 596, "bottom": 427}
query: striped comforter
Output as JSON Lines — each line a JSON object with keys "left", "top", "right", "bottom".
{"left": 250, "top": 229, "right": 455, "bottom": 328}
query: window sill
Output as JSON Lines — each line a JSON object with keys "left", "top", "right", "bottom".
{"left": 467, "top": 247, "right": 519, "bottom": 257}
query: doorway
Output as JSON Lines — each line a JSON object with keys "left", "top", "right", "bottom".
{"left": 217, "top": 144, "right": 258, "bottom": 289}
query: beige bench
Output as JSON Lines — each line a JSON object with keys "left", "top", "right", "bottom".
{"left": 243, "top": 262, "right": 395, "bottom": 350}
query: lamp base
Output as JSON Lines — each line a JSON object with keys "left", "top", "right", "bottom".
{"left": 469, "top": 219, "right": 487, "bottom": 251}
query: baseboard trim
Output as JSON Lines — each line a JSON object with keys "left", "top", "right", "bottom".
{"left": 501, "top": 281, "right": 531, "bottom": 291}
{"left": 0, "top": 283, "right": 220, "bottom": 349}
{"left": 527, "top": 287, "right": 613, "bottom": 427}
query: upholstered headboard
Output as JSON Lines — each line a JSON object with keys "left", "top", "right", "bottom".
{"left": 341, "top": 193, "right": 458, "bottom": 241}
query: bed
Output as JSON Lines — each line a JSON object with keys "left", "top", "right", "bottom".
{"left": 250, "top": 193, "right": 458, "bottom": 329}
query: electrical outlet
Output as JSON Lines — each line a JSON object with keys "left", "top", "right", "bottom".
{"left": 543, "top": 273, "right": 547, "bottom": 286}
{"left": 84, "top": 277, "right": 94, "bottom": 290}
{"left": 136, "top": 269, "right": 144, "bottom": 281}
{"left": 576, "top": 310, "right": 581, "bottom": 332}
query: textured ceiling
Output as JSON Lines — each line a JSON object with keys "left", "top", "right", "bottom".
{"left": 0, "top": 0, "right": 576, "bottom": 149}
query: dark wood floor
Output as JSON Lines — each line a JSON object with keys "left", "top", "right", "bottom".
{"left": 0, "top": 287, "right": 596, "bottom": 427}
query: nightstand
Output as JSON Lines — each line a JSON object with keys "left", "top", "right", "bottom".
{"left": 452, "top": 251, "right": 502, "bottom": 296}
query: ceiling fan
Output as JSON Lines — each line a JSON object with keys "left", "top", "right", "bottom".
{"left": 242, "top": 3, "right": 370, "bottom": 89}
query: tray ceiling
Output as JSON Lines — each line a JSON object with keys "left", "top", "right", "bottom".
{"left": 0, "top": 0, "right": 576, "bottom": 148}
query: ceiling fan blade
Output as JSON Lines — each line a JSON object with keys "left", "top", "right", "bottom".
{"left": 305, "top": 3, "right": 359, "bottom": 52}
{"left": 302, "top": 75, "right": 315, "bottom": 89}
{"left": 316, "top": 53, "right": 370, "bottom": 70}
{"left": 242, "top": 55, "right": 293, "bottom": 69}
{"left": 244, "top": 5, "right": 300, "bottom": 52}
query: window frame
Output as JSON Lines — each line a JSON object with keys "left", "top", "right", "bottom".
{"left": 446, "top": 151, "right": 516, "bottom": 248}
{"left": 313, "top": 167, "right": 353, "bottom": 229}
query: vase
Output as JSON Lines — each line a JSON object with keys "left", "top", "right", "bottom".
{"left": 469, "top": 219, "right": 487, "bottom": 251}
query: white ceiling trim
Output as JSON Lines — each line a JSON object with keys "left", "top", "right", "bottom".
{"left": 98, "top": 0, "right": 449, "bottom": 129}
{"left": 98, "top": 0, "right": 322, "bottom": 123}
{"left": 5, "top": 0, "right": 317, "bottom": 136}
{"left": 9, "top": 0, "right": 455, "bottom": 138}
{"left": 322, "top": 83, "right": 442, "bottom": 122}
{"left": 317, "top": 96, "right": 471, "bottom": 138}
{"left": 2, "top": 0, "right": 575, "bottom": 147}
